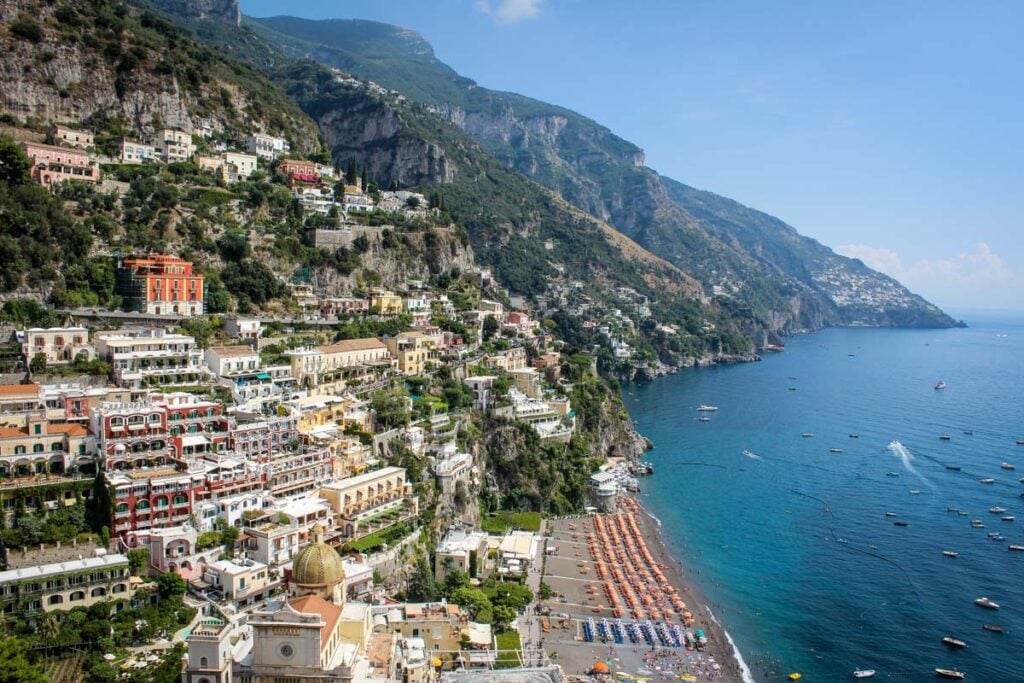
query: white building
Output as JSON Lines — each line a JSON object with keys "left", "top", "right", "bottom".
{"left": 94, "top": 328, "right": 206, "bottom": 388}
{"left": 245, "top": 133, "right": 290, "bottom": 161}
{"left": 156, "top": 128, "right": 195, "bottom": 163}
{"left": 205, "top": 346, "right": 260, "bottom": 378}
{"left": 203, "top": 558, "right": 272, "bottom": 604}
{"left": 119, "top": 139, "right": 157, "bottom": 164}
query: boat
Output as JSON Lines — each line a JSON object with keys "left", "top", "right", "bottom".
{"left": 1001, "top": 516, "right": 1015, "bottom": 522}
{"left": 939, "top": 434, "right": 952, "bottom": 441}
{"left": 696, "top": 405, "right": 718, "bottom": 412}
{"left": 830, "top": 448, "right": 843, "bottom": 453}
{"left": 946, "top": 507, "right": 959, "bottom": 512}
{"left": 787, "top": 387, "right": 797, "bottom": 391}
{"left": 697, "top": 416, "right": 711, "bottom": 422}
{"left": 934, "top": 669, "right": 965, "bottom": 680}
{"left": 853, "top": 671, "right": 876, "bottom": 679}
{"left": 909, "top": 489, "right": 921, "bottom": 495}
{"left": 894, "top": 521, "right": 909, "bottom": 527}
{"left": 849, "top": 433, "right": 860, "bottom": 438}
{"left": 982, "top": 624, "right": 1003, "bottom": 633}
{"left": 945, "top": 464, "right": 961, "bottom": 471}
{"left": 989, "top": 507, "right": 1007, "bottom": 514}
{"left": 958, "top": 511, "right": 969, "bottom": 516}
{"left": 788, "top": 675, "right": 802, "bottom": 681}
{"left": 1008, "top": 545, "right": 1024, "bottom": 551}
{"left": 979, "top": 478, "right": 995, "bottom": 484}
{"left": 974, "top": 596, "right": 999, "bottom": 609}
{"left": 970, "top": 520, "right": 984, "bottom": 528}
{"left": 963, "top": 430, "right": 973, "bottom": 435}
{"left": 1017, "top": 439, "right": 1024, "bottom": 445}
{"left": 1000, "top": 462, "right": 1015, "bottom": 470}
{"left": 886, "top": 472, "right": 900, "bottom": 477}
{"left": 801, "top": 432, "right": 813, "bottom": 438}
{"left": 989, "top": 534, "right": 1005, "bottom": 541}
{"left": 935, "top": 380, "right": 947, "bottom": 390}
{"left": 943, "top": 551, "right": 959, "bottom": 558}
{"left": 942, "top": 636, "right": 967, "bottom": 648}
{"left": 885, "top": 512, "right": 897, "bottom": 517}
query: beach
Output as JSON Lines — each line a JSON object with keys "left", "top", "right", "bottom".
{"left": 539, "top": 498, "right": 749, "bottom": 682}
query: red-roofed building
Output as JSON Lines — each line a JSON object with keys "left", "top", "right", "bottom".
{"left": 115, "top": 254, "right": 204, "bottom": 316}
{"left": 279, "top": 158, "right": 321, "bottom": 189}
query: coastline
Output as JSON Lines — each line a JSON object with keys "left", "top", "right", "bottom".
{"left": 630, "top": 498, "right": 753, "bottom": 683}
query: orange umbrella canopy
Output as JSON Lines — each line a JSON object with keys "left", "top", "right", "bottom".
{"left": 592, "top": 662, "right": 611, "bottom": 674}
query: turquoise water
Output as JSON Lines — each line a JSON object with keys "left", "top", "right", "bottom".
{"left": 624, "top": 316, "right": 1024, "bottom": 682}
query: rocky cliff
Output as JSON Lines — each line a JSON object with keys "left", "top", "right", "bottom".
{"left": 0, "top": 1, "right": 318, "bottom": 150}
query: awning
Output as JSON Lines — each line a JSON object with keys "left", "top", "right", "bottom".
{"left": 180, "top": 435, "right": 210, "bottom": 447}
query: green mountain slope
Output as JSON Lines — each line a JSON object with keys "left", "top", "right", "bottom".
{"left": 250, "top": 15, "right": 961, "bottom": 332}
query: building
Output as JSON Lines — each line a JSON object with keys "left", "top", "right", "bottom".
{"left": 115, "top": 254, "right": 204, "bottom": 316}
{"left": 0, "top": 383, "right": 45, "bottom": 416}
{"left": 204, "top": 346, "right": 260, "bottom": 378}
{"left": 318, "top": 467, "right": 417, "bottom": 541}
{"left": 156, "top": 128, "right": 195, "bottom": 162}
{"left": 435, "top": 524, "right": 488, "bottom": 582}
{"left": 245, "top": 133, "right": 290, "bottom": 160}
{"left": 485, "top": 346, "right": 528, "bottom": 372}
{"left": 382, "top": 332, "right": 440, "bottom": 376}
{"left": 94, "top": 328, "right": 206, "bottom": 388}
{"left": 137, "top": 524, "right": 218, "bottom": 580}
{"left": 286, "top": 339, "right": 393, "bottom": 390}
{"left": 280, "top": 158, "right": 320, "bottom": 188}
{"left": 19, "top": 327, "right": 93, "bottom": 365}
{"left": 0, "top": 552, "right": 132, "bottom": 617}
{"left": 462, "top": 376, "right": 495, "bottom": 412}
{"left": 496, "top": 530, "right": 539, "bottom": 578}
{"left": 155, "top": 392, "right": 229, "bottom": 459}
{"left": 223, "top": 316, "right": 262, "bottom": 340}
{"left": 53, "top": 124, "right": 94, "bottom": 149}
{"left": 109, "top": 466, "right": 199, "bottom": 537}
{"left": 0, "top": 414, "right": 93, "bottom": 477}
{"left": 19, "top": 141, "right": 100, "bottom": 188}
{"left": 119, "top": 139, "right": 157, "bottom": 164}
{"left": 202, "top": 558, "right": 274, "bottom": 605}
{"left": 90, "top": 398, "right": 173, "bottom": 471}
{"left": 369, "top": 290, "right": 403, "bottom": 316}
{"left": 198, "top": 152, "right": 258, "bottom": 183}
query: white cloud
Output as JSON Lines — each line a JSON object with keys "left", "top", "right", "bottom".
{"left": 838, "top": 241, "right": 1022, "bottom": 310}
{"left": 475, "top": 0, "right": 545, "bottom": 23}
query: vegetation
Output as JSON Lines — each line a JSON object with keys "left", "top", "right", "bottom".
{"left": 480, "top": 511, "right": 543, "bottom": 534}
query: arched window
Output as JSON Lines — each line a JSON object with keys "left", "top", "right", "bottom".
{"left": 200, "top": 657, "right": 208, "bottom": 668}
{"left": 48, "top": 595, "right": 63, "bottom": 605}
{"left": 91, "top": 587, "right": 106, "bottom": 597}
{"left": 70, "top": 591, "right": 84, "bottom": 601}
{"left": 116, "top": 503, "right": 129, "bottom": 513}
{"left": 135, "top": 500, "right": 150, "bottom": 510}
{"left": 173, "top": 495, "right": 187, "bottom": 505}
{"left": 148, "top": 413, "right": 161, "bottom": 423}
{"left": 112, "top": 584, "right": 126, "bottom": 594}
{"left": 33, "top": 444, "right": 44, "bottom": 453}
{"left": 14, "top": 446, "right": 25, "bottom": 454}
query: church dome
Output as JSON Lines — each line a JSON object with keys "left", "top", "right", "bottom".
{"left": 292, "top": 524, "right": 346, "bottom": 588}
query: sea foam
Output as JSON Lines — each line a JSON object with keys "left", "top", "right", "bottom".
{"left": 707, "top": 605, "right": 756, "bottom": 683}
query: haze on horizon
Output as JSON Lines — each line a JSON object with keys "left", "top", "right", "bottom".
{"left": 242, "top": 0, "right": 1024, "bottom": 313}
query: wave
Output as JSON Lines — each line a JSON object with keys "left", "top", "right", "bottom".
{"left": 888, "top": 440, "right": 931, "bottom": 485}
{"left": 707, "top": 604, "right": 756, "bottom": 683}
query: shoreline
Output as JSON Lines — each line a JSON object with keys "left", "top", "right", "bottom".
{"left": 629, "top": 498, "right": 753, "bottom": 683}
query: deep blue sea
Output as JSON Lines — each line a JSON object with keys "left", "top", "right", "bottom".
{"left": 624, "top": 315, "right": 1024, "bottom": 682}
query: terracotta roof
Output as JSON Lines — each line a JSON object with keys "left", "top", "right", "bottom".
{"left": 0, "top": 427, "right": 27, "bottom": 438}
{"left": 47, "top": 423, "right": 89, "bottom": 436}
{"left": 318, "top": 338, "right": 387, "bottom": 354}
{"left": 288, "top": 595, "right": 342, "bottom": 651}
{"left": 0, "top": 384, "right": 39, "bottom": 397}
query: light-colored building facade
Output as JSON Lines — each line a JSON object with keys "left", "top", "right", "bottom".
{"left": 53, "top": 124, "right": 94, "bottom": 149}
{"left": 318, "top": 467, "right": 417, "bottom": 541}
{"left": 95, "top": 328, "right": 206, "bottom": 388}
{"left": 20, "top": 326, "right": 93, "bottom": 365}
{"left": 119, "top": 139, "right": 157, "bottom": 164}
{"left": 286, "top": 339, "right": 393, "bottom": 390}
{"left": 0, "top": 553, "right": 132, "bottom": 617}
{"left": 19, "top": 141, "right": 100, "bottom": 188}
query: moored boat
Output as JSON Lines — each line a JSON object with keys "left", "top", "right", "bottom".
{"left": 853, "top": 671, "right": 876, "bottom": 679}
{"left": 886, "top": 472, "right": 900, "bottom": 477}
{"left": 934, "top": 669, "right": 965, "bottom": 680}
{"left": 1001, "top": 462, "right": 1015, "bottom": 470}
{"left": 909, "top": 489, "right": 921, "bottom": 495}
{"left": 801, "top": 432, "right": 813, "bottom": 438}
{"left": 696, "top": 405, "right": 718, "bottom": 412}
{"left": 945, "top": 465, "right": 961, "bottom": 471}
{"left": 979, "top": 478, "right": 995, "bottom": 484}
{"left": 830, "top": 448, "right": 843, "bottom": 453}
{"left": 946, "top": 507, "right": 959, "bottom": 512}
{"left": 885, "top": 511, "right": 897, "bottom": 517}
{"left": 970, "top": 520, "right": 984, "bottom": 528}
{"left": 894, "top": 521, "right": 909, "bottom": 526}
{"left": 939, "top": 434, "right": 952, "bottom": 441}
{"left": 935, "top": 380, "right": 947, "bottom": 390}
{"left": 1009, "top": 544, "right": 1024, "bottom": 551}
{"left": 1016, "top": 439, "right": 1024, "bottom": 445}
{"left": 974, "top": 596, "right": 999, "bottom": 609}
{"left": 943, "top": 550, "right": 959, "bottom": 558}
{"left": 849, "top": 433, "right": 859, "bottom": 438}
{"left": 982, "top": 624, "right": 1003, "bottom": 633}
{"left": 942, "top": 636, "right": 967, "bottom": 648}
{"left": 1001, "top": 516, "right": 1014, "bottom": 522}
{"left": 989, "top": 507, "right": 1006, "bottom": 513}
{"left": 697, "top": 416, "right": 710, "bottom": 422}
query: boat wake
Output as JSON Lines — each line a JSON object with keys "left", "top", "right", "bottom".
{"left": 742, "top": 449, "right": 763, "bottom": 461}
{"left": 888, "top": 440, "right": 930, "bottom": 485}
{"left": 706, "top": 605, "right": 756, "bottom": 683}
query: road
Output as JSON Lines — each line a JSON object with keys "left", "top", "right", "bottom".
{"left": 517, "top": 518, "right": 548, "bottom": 665}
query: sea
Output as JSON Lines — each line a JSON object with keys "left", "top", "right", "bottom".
{"left": 623, "top": 313, "right": 1024, "bottom": 682}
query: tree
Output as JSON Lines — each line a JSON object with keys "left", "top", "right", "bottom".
{"left": 29, "top": 353, "right": 47, "bottom": 374}
{"left": 87, "top": 470, "right": 113, "bottom": 535}
{"left": 405, "top": 557, "right": 440, "bottom": 602}
{"left": 0, "top": 137, "right": 32, "bottom": 186}
{"left": 0, "top": 637, "right": 47, "bottom": 683}
{"left": 127, "top": 548, "right": 149, "bottom": 576}
{"left": 405, "top": 195, "right": 421, "bottom": 209}
{"left": 220, "top": 525, "right": 240, "bottom": 556}
{"left": 449, "top": 586, "right": 491, "bottom": 620}
{"left": 538, "top": 581, "right": 553, "bottom": 600}
{"left": 157, "top": 572, "right": 186, "bottom": 599}
{"left": 443, "top": 569, "right": 471, "bottom": 594}
{"left": 360, "top": 169, "right": 368, "bottom": 192}
{"left": 482, "top": 315, "right": 500, "bottom": 342}
{"left": 492, "top": 605, "right": 516, "bottom": 630}
{"left": 371, "top": 386, "right": 411, "bottom": 430}
{"left": 346, "top": 159, "right": 358, "bottom": 185}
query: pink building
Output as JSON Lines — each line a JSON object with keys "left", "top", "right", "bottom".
{"left": 19, "top": 141, "right": 100, "bottom": 189}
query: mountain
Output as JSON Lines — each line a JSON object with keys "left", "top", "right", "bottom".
{"left": 248, "top": 15, "right": 961, "bottom": 332}
{"left": 0, "top": 0, "right": 319, "bottom": 152}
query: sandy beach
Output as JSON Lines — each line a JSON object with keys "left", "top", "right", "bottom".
{"left": 539, "top": 498, "right": 748, "bottom": 683}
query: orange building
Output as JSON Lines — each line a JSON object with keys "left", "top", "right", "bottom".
{"left": 115, "top": 254, "right": 204, "bottom": 316}
{"left": 279, "top": 158, "right": 320, "bottom": 188}
{"left": 19, "top": 141, "right": 100, "bottom": 189}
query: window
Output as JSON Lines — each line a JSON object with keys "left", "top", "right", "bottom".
{"left": 33, "top": 444, "right": 44, "bottom": 453}
{"left": 14, "top": 446, "right": 25, "bottom": 455}
{"left": 200, "top": 657, "right": 208, "bottom": 668}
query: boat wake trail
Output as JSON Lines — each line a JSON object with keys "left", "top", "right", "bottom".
{"left": 706, "top": 605, "right": 756, "bottom": 683}
{"left": 888, "top": 440, "right": 931, "bottom": 485}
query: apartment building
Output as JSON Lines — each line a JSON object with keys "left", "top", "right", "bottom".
{"left": 20, "top": 327, "right": 93, "bottom": 365}
{"left": 0, "top": 553, "right": 132, "bottom": 617}
{"left": 19, "top": 141, "right": 99, "bottom": 188}
{"left": 95, "top": 328, "right": 206, "bottom": 388}
{"left": 115, "top": 254, "right": 204, "bottom": 316}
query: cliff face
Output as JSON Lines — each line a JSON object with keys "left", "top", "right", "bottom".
{"left": 250, "top": 15, "right": 961, "bottom": 334}
{"left": 0, "top": 1, "right": 319, "bottom": 150}
{"left": 158, "top": 0, "right": 240, "bottom": 26}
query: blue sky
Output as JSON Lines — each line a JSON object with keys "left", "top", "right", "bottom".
{"left": 242, "top": 1, "right": 1023, "bottom": 311}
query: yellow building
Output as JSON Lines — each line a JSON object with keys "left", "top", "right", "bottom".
{"left": 318, "top": 467, "right": 418, "bottom": 540}
{"left": 0, "top": 553, "right": 132, "bottom": 616}
{"left": 369, "top": 289, "right": 404, "bottom": 316}
{"left": 0, "top": 413, "right": 93, "bottom": 477}
{"left": 382, "top": 332, "right": 441, "bottom": 376}
{"left": 286, "top": 339, "right": 394, "bottom": 390}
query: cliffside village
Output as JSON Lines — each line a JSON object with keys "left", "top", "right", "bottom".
{"left": 0, "top": 122, "right": 644, "bottom": 682}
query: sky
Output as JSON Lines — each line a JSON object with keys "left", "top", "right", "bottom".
{"left": 242, "top": 0, "right": 1024, "bottom": 311}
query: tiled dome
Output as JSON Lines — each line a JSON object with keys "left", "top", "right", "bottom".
{"left": 291, "top": 524, "right": 345, "bottom": 588}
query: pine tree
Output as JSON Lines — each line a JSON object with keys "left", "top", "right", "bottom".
{"left": 346, "top": 159, "right": 358, "bottom": 185}
{"left": 360, "top": 169, "right": 368, "bottom": 192}
{"left": 87, "top": 469, "right": 113, "bottom": 535}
